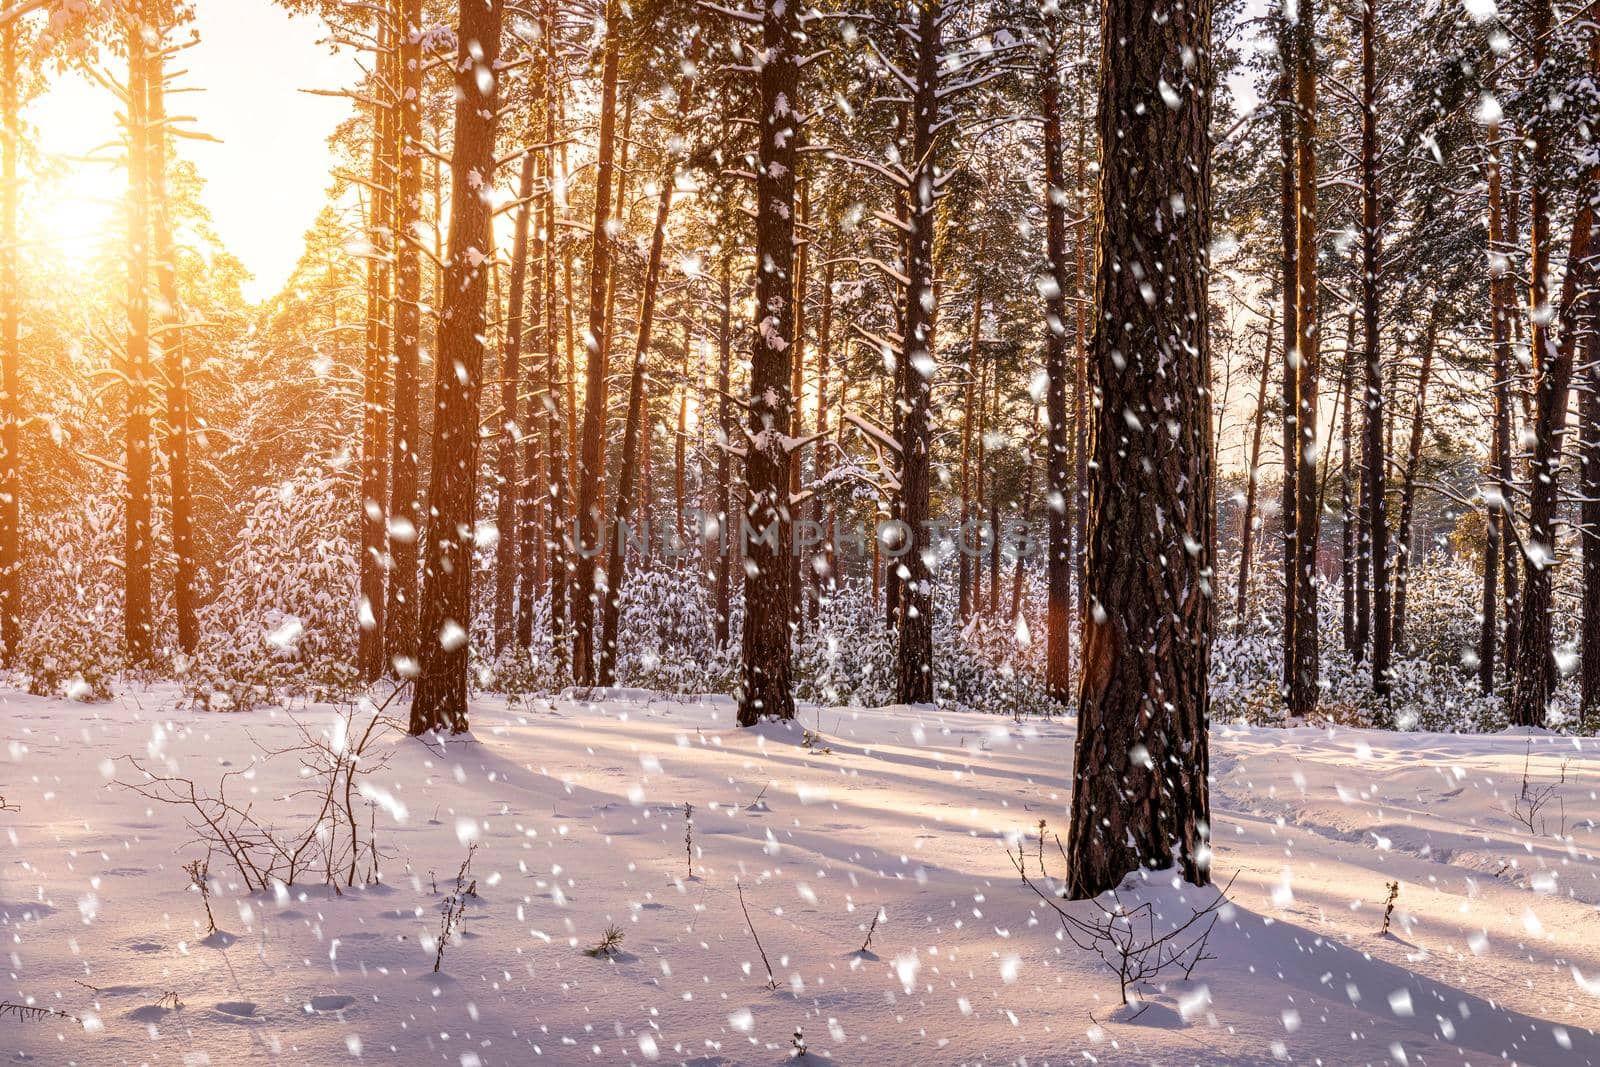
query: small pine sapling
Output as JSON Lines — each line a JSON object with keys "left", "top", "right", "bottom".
{"left": 584, "top": 924, "right": 625, "bottom": 958}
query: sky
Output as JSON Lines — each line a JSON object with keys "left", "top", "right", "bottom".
{"left": 26, "top": 0, "right": 354, "bottom": 303}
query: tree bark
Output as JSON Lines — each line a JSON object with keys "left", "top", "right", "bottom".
{"left": 1277, "top": 11, "right": 1299, "bottom": 696}
{"left": 146, "top": 16, "right": 198, "bottom": 658}
{"left": 1066, "top": 0, "right": 1213, "bottom": 899}
{"left": 737, "top": 0, "right": 800, "bottom": 724}
{"left": 124, "top": 5, "right": 154, "bottom": 664}
{"left": 1480, "top": 112, "right": 1512, "bottom": 694}
{"left": 1509, "top": 200, "right": 1596, "bottom": 727}
{"left": 0, "top": 22, "right": 18, "bottom": 663}
{"left": 384, "top": 0, "right": 424, "bottom": 674}
{"left": 1357, "top": 0, "right": 1389, "bottom": 692}
{"left": 496, "top": 150, "right": 536, "bottom": 656}
{"left": 1338, "top": 312, "right": 1356, "bottom": 654}
{"left": 1288, "top": 0, "right": 1321, "bottom": 717}
{"left": 1041, "top": 23, "right": 1074, "bottom": 703}
{"left": 715, "top": 254, "right": 733, "bottom": 648}
{"left": 1507, "top": 0, "right": 1594, "bottom": 728}
{"left": 893, "top": 0, "right": 942, "bottom": 706}
{"left": 571, "top": 0, "right": 622, "bottom": 684}
{"left": 1581, "top": 292, "right": 1600, "bottom": 720}
{"left": 409, "top": 0, "right": 502, "bottom": 735}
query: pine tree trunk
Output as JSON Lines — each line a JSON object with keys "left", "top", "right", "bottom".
{"left": 146, "top": 22, "right": 197, "bottom": 658}
{"left": 810, "top": 253, "right": 834, "bottom": 620}
{"left": 540, "top": 19, "right": 569, "bottom": 669}
{"left": 1277, "top": 13, "right": 1300, "bottom": 697}
{"left": 1066, "top": 0, "right": 1213, "bottom": 898}
{"left": 497, "top": 150, "right": 536, "bottom": 656}
{"left": 1289, "top": 0, "right": 1321, "bottom": 718}
{"left": 516, "top": 146, "right": 545, "bottom": 650}
{"left": 409, "top": 0, "right": 502, "bottom": 735}
{"left": 1508, "top": 0, "right": 1592, "bottom": 728}
{"left": 385, "top": 0, "right": 424, "bottom": 674}
{"left": 894, "top": 0, "right": 941, "bottom": 706}
{"left": 1510, "top": 167, "right": 1598, "bottom": 724}
{"left": 124, "top": 6, "right": 154, "bottom": 664}
{"left": 1041, "top": 26, "right": 1074, "bottom": 703}
{"left": 571, "top": 0, "right": 621, "bottom": 684}
{"left": 1480, "top": 112, "right": 1511, "bottom": 694}
{"left": 737, "top": 0, "right": 800, "bottom": 725}
{"left": 0, "top": 23, "right": 17, "bottom": 664}
{"left": 1581, "top": 298, "right": 1600, "bottom": 719}
{"left": 715, "top": 254, "right": 733, "bottom": 649}
{"left": 1359, "top": 0, "right": 1389, "bottom": 691}
{"left": 789, "top": 182, "right": 809, "bottom": 633}
{"left": 1339, "top": 315, "right": 1356, "bottom": 655}
{"left": 1236, "top": 310, "right": 1274, "bottom": 630}
{"left": 989, "top": 356, "right": 1002, "bottom": 618}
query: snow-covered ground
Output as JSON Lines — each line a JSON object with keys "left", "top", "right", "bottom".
{"left": 2, "top": 685, "right": 1597, "bottom": 1065}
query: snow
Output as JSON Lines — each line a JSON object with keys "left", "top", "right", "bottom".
{"left": 2, "top": 686, "right": 1597, "bottom": 1064}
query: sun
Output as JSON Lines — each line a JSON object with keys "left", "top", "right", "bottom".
{"left": 18, "top": 73, "right": 126, "bottom": 274}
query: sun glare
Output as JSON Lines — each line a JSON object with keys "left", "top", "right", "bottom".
{"left": 20, "top": 75, "right": 123, "bottom": 273}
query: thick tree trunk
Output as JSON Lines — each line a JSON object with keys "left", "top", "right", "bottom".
{"left": 355, "top": 14, "right": 393, "bottom": 679}
{"left": 146, "top": 25, "right": 198, "bottom": 658}
{"left": 1358, "top": 0, "right": 1389, "bottom": 691}
{"left": 409, "top": 0, "right": 502, "bottom": 735}
{"left": 1509, "top": 203, "right": 1596, "bottom": 727}
{"left": 1236, "top": 311, "right": 1274, "bottom": 630}
{"left": 1508, "top": 0, "right": 1592, "bottom": 728}
{"left": 893, "top": 0, "right": 942, "bottom": 706}
{"left": 496, "top": 150, "right": 536, "bottom": 656}
{"left": 1041, "top": 28, "right": 1074, "bottom": 704}
{"left": 0, "top": 23, "right": 17, "bottom": 663}
{"left": 385, "top": 0, "right": 424, "bottom": 674}
{"left": 1288, "top": 0, "right": 1321, "bottom": 717}
{"left": 124, "top": 7, "right": 154, "bottom": 664}
{"left": 1277, "top": 14, "right": 1299, "bottom": 696}
{"left": 1066, "top": 0, "right": 1213, "bottom": 898}
{"left": 572, "top": 0, "right": 622, "bottom": 684}
{"left": 737, "top": 0, "right": 800, "bottom": 724}
{"left": 1391, "top": 310, "right": 1438, "bottom": 652}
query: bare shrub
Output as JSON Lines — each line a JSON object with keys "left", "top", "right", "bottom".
{"left": 1012, "top": 853, "right": 1231, "bottom": 1011}
{"left": 120, "top": 692, "right": 400, "bottom": 893}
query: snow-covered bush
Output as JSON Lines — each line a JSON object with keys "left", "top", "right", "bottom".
{"left": 15, "top": 496, "right": 124, "bottom": 700}
{"left": 185, "top": 472, "right": 359, "bottom": 710}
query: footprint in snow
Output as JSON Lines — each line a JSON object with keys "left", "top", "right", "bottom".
{"left": 305, "top": 995, "right": 355, "bottom": 1014}
{"left": 212, "top": 1001, "right": 263, "bottom": 1024}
